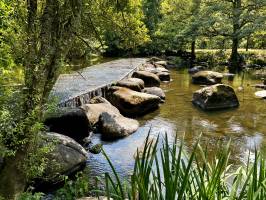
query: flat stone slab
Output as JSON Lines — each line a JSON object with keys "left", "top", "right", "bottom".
{"left": 51, "top": 58, "right": 147, "bottom": 107}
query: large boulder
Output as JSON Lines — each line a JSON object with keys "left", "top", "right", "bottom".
{"left": 99, "top": 112, "right": 139, "bottom": 139}
{"left": 44, "top": 107, "right": 89, "bottom": 142}
{"left": 107, "top": 87, "right": 161, "bottom": 117}
{"left": 132, "top": 71, "right": 160, "bottom": 87}
{"left": 142, "top": 87, "right": 166, "bottom": 101}
{"left": 192, "top": 71, "right": 223, "bottom": 85}
{"left": 115, "top": 78, "right": 144, "bottom": 92}
{"left": 192, "top": 84, "right": 239, "bottom": 110}
{"left": 34, "top": 132, "right": 87, "bottom": 190}
{"left": 81, "top": 97, "right": 120, "bottom": 129}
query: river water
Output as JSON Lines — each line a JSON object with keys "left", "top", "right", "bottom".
{"left": 87, "top": 68, "right": 266, "bottom": 182}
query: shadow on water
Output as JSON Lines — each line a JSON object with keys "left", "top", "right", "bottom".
{"left": 87, "top": 68, "right": 266, "bottom": 182}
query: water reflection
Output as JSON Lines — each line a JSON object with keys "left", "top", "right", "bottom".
{"left": 88, "top": 69, "right": 266, "bottom": 180}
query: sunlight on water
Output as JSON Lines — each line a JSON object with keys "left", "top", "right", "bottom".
{"left": 87, "top": 68, "right": 266, "bottom": 180}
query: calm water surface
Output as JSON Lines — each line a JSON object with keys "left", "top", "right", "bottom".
{"left": 87, "top": 68, "right": 266, "bottom": 180}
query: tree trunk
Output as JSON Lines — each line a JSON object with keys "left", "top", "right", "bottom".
{"left": 0, "top": 0, "right": 82, "bottom": 198}
{"left": 190, "top": 40, "right": 196, "bottom": 68}
{"left": 230, "top": 38, "right": 239, "bottom": 73}
{"left": 229, "top": 0, "right": 242, "bottom": 73}
{"left": 246, "top": 36, "right": 250, "bottom": 51}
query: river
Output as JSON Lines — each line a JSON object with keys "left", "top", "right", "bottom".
{"left": 86, "top": 68, "right": 266, "bottom": 182}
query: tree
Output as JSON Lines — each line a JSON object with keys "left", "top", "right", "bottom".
{"left": 142, "top": 0, "right": 161, "bottom": 35}
{"left": 0, "top": 0, "right": 83, "bottom": 198}
{"left": 201, "top": 0, "right": 266, "bottom": 72}
{"left": 82, "top": 0, "right": 150, "bottom": 56}
{"left": 157, "top": 0, "right": 203, "bottom": 60}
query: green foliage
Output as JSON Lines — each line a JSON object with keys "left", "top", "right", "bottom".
{"left": 71, "top": 0, "right": 150, "bottom": 57}
{"left": 97, "top": 134, "right": 266, "bottom": 199}
{"left": 18, "top": 192, "right": 44, "bottom": 200}
{"left": 54, "top": 171, "right": 90, "bottom": 200}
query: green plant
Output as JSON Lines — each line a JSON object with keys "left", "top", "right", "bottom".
{"left": 54, "top": 171, "right": 90, "bottom": 200}
{"left": 98, "top": 134, "right": 266, "bottom": 200}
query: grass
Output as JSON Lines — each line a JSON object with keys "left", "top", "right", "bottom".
{"left": 96, "top": 134, "right": 266, "bottom": 200}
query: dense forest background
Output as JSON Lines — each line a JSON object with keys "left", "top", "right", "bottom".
{"left": 0, "top": 0, "right": 265, "bottom": 199}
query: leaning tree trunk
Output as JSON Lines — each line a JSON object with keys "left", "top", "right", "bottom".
{"left": 0, "top": 0, "right": 82, "bottom": 199}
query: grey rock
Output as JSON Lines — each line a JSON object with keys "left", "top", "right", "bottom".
{"left": 116, "top": 78, "right": 145, "bottom": 92}
{"left": 81, "top": 97, "right": 120, "bottom": 129}
{"left": 132, "top": 71, "right": 160, "bottom": 87}
{"left": 192, "top": 71, "right": 223, "bottom": 85}
{"left": 142, "top": 87, "right": 166, "bottom": 100}
{"left": 157, "top": 72, "right": 171, "bottom": 82}
{"left": 188, "top": 66, "right": 205, "bottom": 74}
{"left": 107, "top": 86, "right": 161, "bottom": 117}
{"left": 99, "top": 112, "right": 139, "bottom": 139}
{"left": 36, "top": 132, "right": 87, "bottom": 187}
{"left": 192, "top": 84, "right": 239, "bottom": 110}
{"left": 44, "top": 107, "right": 89, "bottom": 142}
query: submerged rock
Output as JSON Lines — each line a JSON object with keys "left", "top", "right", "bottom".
{"left": 116, "top": 78, "right": 144, "bottom": 92}
{"left": 107, "top": 86, "right": 161, "bottom": 117}
{"left": 255, "top": 90, "right": 266, "bottom": 99}
{"left": 142, "top": 87, "right": 166, "bottom": 101}
{"left": 34, "top": 132, "right": 87, "bottom": 190}
{"left": 132, "top": 71, "right": 160, "bottom": 87}
{"left": 192, "top": 71, "right": 223, "bottom": 85}
{"left": 99, "top": 112, "right": 139, "bottom": 139}
{"left": 192, "top": 84, "right": 239, "bottom": 110}
{"left": 44, "top": 107, "right": 89, "bottom": 142}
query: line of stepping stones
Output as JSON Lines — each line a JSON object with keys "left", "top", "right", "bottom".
{"left": 35, "top": 58, "right": 172, "bottom": 191}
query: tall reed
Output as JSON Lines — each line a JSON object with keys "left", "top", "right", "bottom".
{"left": 99, "top": 134, "right": 266, "bottom": 200}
